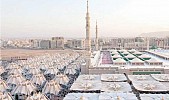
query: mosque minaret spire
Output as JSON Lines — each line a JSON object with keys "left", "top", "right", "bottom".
{"left": 85, "top": 0, "right": 91, "bottom": 51}
{"left": 85, "top": 0, "right": 91, "bottom": 73}
{"left": 95, "top": 20, "right": 99, "bottom": 51}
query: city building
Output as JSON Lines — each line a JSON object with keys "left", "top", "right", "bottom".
{"left": 29, "top": 39, "right": 41, "bottom": 48}
{"left": 51, "top": 37, "right": 64, "bottom": 49}
{"left": 39, "top": 40, "right": 51, "bottom": 49}
{"left": 67, "top": 39, "right": 85, "bottom": 49}
{"left": 100, "top": 37, "right": 169, "bottom": 51}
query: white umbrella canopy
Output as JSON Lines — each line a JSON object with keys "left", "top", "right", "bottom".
{"left": 8, "top": 66, "right": 22, "bottom": 75}
{"left": 128, "top": 49, "right": 136, "bottom": 53}
{"left": 26, "top": 93, "right": 48, "bottom": 100}
{"left": 139, "top": 54, "right": 151, "bottom": 58}
{"left": 31, "top": 74, "right": 46, "bottom": 85}
{"left": 5, "top": 63, "right": 16, "bottom": 70}
{"left": 52, "top": 59, "right": 59, "bottom": 63}
{"left": 63, "top": 61, "right": 69, "bottom": 67}
{"left": 28, "top": 67, "right": 41, "bottom": 75}
{"left": 54, "top": 64, "right": 64, "bottom": 70}
{"left": 71, "top": 64, "right": 80, "bottom": 70}
{"left": 146, "top": 58, "right": 162, "bottom": 63}
{"left": 6, "top": 63, "right": 21, "bottom": 70}
{"left": 7, "top": 74, "right": 25, "bottom": 85}
{"left": 99, "top": 93, "right": 137, "bottom": 100}
{"left": 0, "top": 79, "right": 8, "bottom": 92}
{"left": 17, "top": 60, "right": 26, "bottom": 67}
{"left": 118, "top": 49, "right": 127, "bottom": 53}
{"left": 133, "top": 51, "right": 143, "bottom": 55}
{"left": 80, "top": 59, "right": 86, "bottom": 63}
{"left": 42, "top": 80, "right": 61, "bottom": 95}
{"left": 65, "top": 68, "right": 76, "bottom": 75}
{"left": 130, "top": 58, "right": 144, "bottom": 63}
{"left": 12, "top": 80, "right": 36, "bottom": 95}
{"left": 64, "top": 93, "right": 99, "bottom": 100}
{"left": 0, "top": 66, "right": 5, "bottom": 75}
{"left": 39, "top": 63, "right": 48, "bottom": 70}
{"left": 23, "top": 64, "right": 31, "bottom": 70}
{"left": 114, "top": 58, "right": 126, "bottom": 63}
{"left": 78, "top": 96, "right": 89, "bottom": 100}
{"left": 112, "top": 54, "right": 121, "bottom": 58}
{"left": 125, "top": 54, "right": 135, "bottom": 58}
{"left": 44, "top": 67, "right": 59, "bottom": 75}
{"left": 0, "top": 92, "right": 13, "bottom": 100}
{"left": 122, "top": 51, "right": 129, "bottom": 54}
{"left": 73, "top": 61, "right": 81, "bottom": 65}
{"left": 54, "top": 74, "right": 69, "bottom": 85}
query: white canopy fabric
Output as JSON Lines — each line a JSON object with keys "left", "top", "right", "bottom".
{"left": 101, "top": 74, "right": 127, "bottom": 82}
{"left": 112, "top": 54, "right": 121, "bottom": 58}
{"left": 6, "top": 63, "right": 20, "bottom": 70}
{"left": 70, "top": 81, "right": 102, "bottom": 91}
{"left": 113, "top": 58, "right": 126, "bottom": 63}
{"left": 31, "top": 74, "right": 46, "bottom": 85}
{"left": 128, "top": 75, "right": 156, "bottom": 82}
{"left": 12, "top": 80, "right": 36, "bottom": 95}
{"left": 76, "top": 75, "right": 101, "bottom": 82}
{"left": 17, "top": 60, "right": 25, "bottom": 66}
{"left": 26, "top": 93, "right": 48, "bottom": 100}
{"left": 70, "top": 64, "right": 80, "bottom": 70}
{"left": 99, "top": 93, "right": 137, "bottom": 100}
{"left": 161, "top": 82, "right": 169, "bottom": 91}
{"left": 54, "top": 74, "right": 69, "bottom": 85}
{"left": 64, "top": 93, "right": 99, "bottom": 100}
{"left": 101, "top": 82, "right": 132, "bottom": 92}
{"left": 139, "top": 54, "right": 151, "bottom": 58}
{"left": 133, "top": 51, "right": 142, "bottom": 55}
{"left": 0, "top": 80, "right": 8, "bottom": 92}
{"left": 130, "top": 58, "right": 144, "bottom": 63}
{"left": 8, "top": 66, "right": 22, "bottom": 75}
{"left": 128, "top": 49, "right": 136, "bottom": 53}
{"left": 0, "top": 66, "right": 5, "bottom": 74}
{"left": 42, "top": 80, "right": 61, "bottom": 95}
{"left": 0, "top": 92, "right": 13, "bottom": 100}
{"left": 132, "top": 81, "right": 168, "bottom": 92}
{"left": 39, "top": 63, "right": 48, "bottom": 70}
{"left": 44, "top": 67, "right": 59, "bottom": 75}
{"left": 28, "top": 67, "right": 41, "bottom": 75}
{"left": 146, "top": 58, "right": 162, "bottom": 63}
{"left": 151, "top": 74, "right": 169, "bottom": 82}
{"left": 110, "top": 51, "right": 118, "bottom": 54}
{"left": 23, "top": 64, "right": 32, "bottom": 70}
{"left": 122, "top": 51, "right": 129, "bottom": 54}
{"left": 65, "top": 68, "right": 76, "bottom": 75}
{"left": 0, "top": 52, "right": 85, "bottom": 99}
{"left": 118, "top": 50, "right": 127, "bottom": 53}
{"left": 140, "top": 94, "right": 169, "bottom": 100}
{"left": 125, "top": 54, "right": 135, "bottom": 58}
{"left": 7, "top": 74, "right": 25, "bottom": 85}
{"left": 54, "top": 64, "right": 64, "bottom": 70}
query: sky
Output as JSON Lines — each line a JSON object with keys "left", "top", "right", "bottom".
{"left": 1, "top": 0, "right": 169, "bottom": 39}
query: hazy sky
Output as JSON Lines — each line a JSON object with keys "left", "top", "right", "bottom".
{"left": 1, "top": 0, "right": 169, "bottom": 38}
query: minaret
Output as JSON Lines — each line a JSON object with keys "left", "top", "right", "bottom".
{"left": 85, "top": 0, "right": 91, "bottom": 73}
{"left": 147, "top": 38, "right": 149, "bottom": 50}
{"left": 95, "top": 20, "right": 99, "bottom": 51}
{"left": 85, "top": 0, "right": 91, "bottom": 51}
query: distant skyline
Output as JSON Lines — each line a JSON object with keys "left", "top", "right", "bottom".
{"left": 1, "top": 0, "right": 169, "bottom": 39}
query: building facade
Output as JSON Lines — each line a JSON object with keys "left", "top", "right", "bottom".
{"left": 39, "top": 40, "right": 51, "bottom": 49}
{"left": 67, "top": 39, "right": 85, "bottom": 49}
{"left": 51, "top": 37, "right": 64, "bottom": 49}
